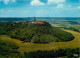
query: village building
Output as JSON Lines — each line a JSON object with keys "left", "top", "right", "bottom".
{"left": 28, "top": 17, "right": 43, "bottom": 24}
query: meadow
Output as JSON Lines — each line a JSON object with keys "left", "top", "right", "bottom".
{"left": 0, "top": 29, "right": 80, "bottom": 53}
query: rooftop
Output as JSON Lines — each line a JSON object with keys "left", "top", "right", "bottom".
{"left": 33, "top": 21, "right": 43, "bottom": 24}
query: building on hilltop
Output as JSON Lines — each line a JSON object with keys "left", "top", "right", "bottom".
{"left": 29, "top": 17, "right": 43, "bottom": 24}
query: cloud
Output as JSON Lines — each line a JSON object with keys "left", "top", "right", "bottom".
{"left": 56, "top": 4, "right": 72, "bottom": 9}
{"left": 48, "top": 0, "right": 65, "bottom": 5}
{"left": 0, "top": 0, "right": 16, "bottom": 4}
{"left": 12, "top": 0, "right": 16, "bottom": 2}
{"left": 3, "top": 0, "right": 10, "bottom": 4}
{"left": 31, "top": 0, "right": 45, "bottom": 6}
{"left": 77, "top": 6, "right": 80, "bottom": 9}
{"left": 56, "top": 4, "right": 64, "bottom": 8}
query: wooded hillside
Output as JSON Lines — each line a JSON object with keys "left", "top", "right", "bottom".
{"left": 0, "top": 22, "right": 74, "bottom": 43}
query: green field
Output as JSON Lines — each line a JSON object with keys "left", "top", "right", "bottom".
{"left": 0, "top": 29, "right": 80, "bottom": 53}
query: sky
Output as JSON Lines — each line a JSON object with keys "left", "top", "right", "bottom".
{"left": 0, "top": 0, "right": 80, "bottom": 17}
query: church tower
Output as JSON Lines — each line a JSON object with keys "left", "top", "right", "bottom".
{"left": 34, "top": 16, "right": 36, "bottom": 21}
{"left": 33, "top": 16, "right": 43, "bottom": 24}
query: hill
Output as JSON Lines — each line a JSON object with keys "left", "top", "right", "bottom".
{"left": 0, "top": 21, "right": 74, "bottom": 43}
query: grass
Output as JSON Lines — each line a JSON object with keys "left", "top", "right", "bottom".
{"left": 0, "top": 29, "right": 80, "bottom": 53}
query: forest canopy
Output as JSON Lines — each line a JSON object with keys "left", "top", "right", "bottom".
{"left": 0, "top": 21, "right": 74, "bottom": 43}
